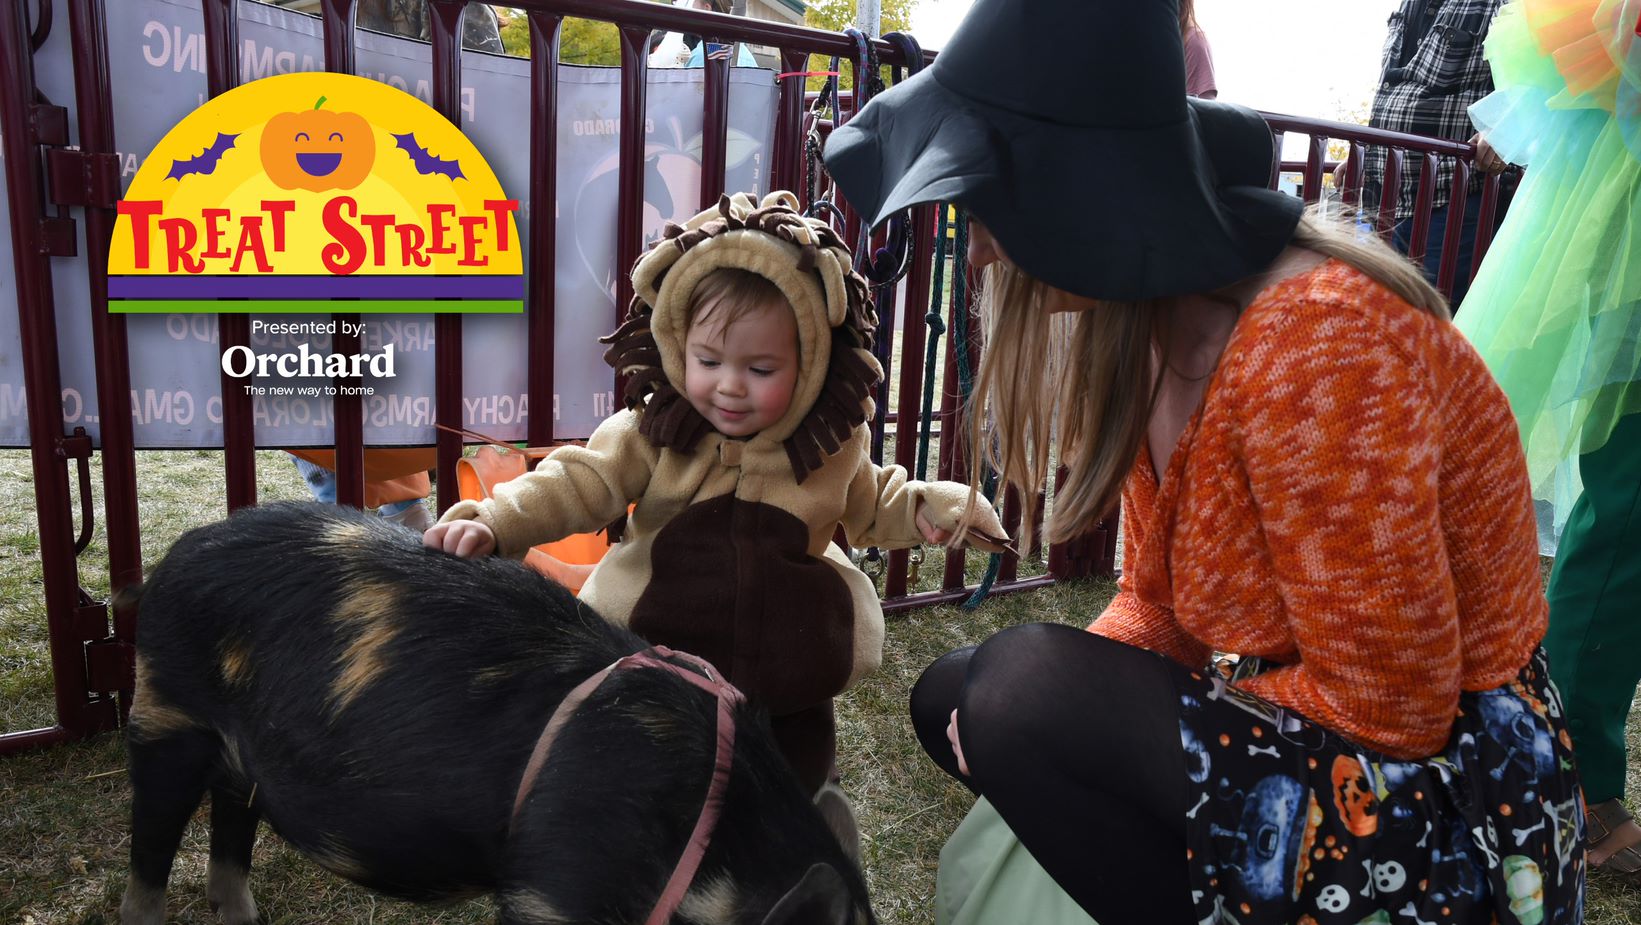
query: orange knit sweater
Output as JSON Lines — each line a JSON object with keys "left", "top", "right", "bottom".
{"left": 1091, "top": 260, "right": 1547, "bottom": 760}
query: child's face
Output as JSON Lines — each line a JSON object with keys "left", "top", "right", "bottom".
{"left": 683, "top": 296, "right": 800, "bottom": 438}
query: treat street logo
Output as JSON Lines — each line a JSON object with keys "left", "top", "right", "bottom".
{"left": 108, "top": 72, "right": 521, "bottom": 325}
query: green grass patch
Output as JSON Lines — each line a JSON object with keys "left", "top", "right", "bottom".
{"left": 1, "top": 447, "right": 1637, "bottom": 923}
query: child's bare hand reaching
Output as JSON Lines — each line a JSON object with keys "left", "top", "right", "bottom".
{"left": 424, "top": 519, "right": 497, "bottom": 558}
{"left": 916, "top": 502, "right": 955, "bottom": 546}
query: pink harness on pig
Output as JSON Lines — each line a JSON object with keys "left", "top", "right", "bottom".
{"left": 511, "top": 646, "right": 745, "bottom": 925}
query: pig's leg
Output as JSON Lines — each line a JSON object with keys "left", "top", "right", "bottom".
{"left": 206, "top": 785, "right": 261, "bottom": 925}
{"left": 121, "top": 728, "right": 217, "bottom": 925}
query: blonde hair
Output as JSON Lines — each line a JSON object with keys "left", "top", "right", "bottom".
{"left": 964, "top": 207, "right": 1449, "bottom": 551}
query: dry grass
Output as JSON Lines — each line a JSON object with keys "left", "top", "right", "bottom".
{"left": 1, "top": 447, "right": 1638, "bottom": 924}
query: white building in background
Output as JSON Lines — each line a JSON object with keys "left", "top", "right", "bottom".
{"left": 740, "top": 0, "right": 807, "bottom": 68}
{"left": 649, "top": 0, "right": 807, "bottom": 70}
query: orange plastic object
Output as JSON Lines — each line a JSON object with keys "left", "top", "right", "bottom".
{"left": 455, "top": 444, "right": 615, "bottom": 594}
{"left": 287, "top": 448, "right": 434, "bottom": 509}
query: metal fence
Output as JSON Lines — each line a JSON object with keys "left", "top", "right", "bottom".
{"left": 0, "top": 0, "right": 1510, "bottom": 755}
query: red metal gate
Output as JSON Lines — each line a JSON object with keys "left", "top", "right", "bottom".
{"left": 0, "top": 0, "right": 1508, "bottom": 756}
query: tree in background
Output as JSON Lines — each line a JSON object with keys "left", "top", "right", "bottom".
{"left": 497, "top": 7, "right": 531, "bottom": 56}
{"left": 1325, "top": 94, "right": 1373, "bottom": 186}
{"left": 803, "top": 0, "right": 918, "bottom": 92}
{"left": 493, "top": 4, "right": 670, "bottom": 65}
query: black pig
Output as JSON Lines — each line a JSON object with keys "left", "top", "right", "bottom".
{"left": 119, "top": 501, "right": 874, "bottom": 925}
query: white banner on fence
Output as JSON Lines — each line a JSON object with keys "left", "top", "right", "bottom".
{"left": 0, "top": 0, "right": 776, "bottom": 448}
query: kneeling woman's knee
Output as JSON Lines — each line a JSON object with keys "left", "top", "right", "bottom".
{"left": 910, "top": 646, "right": 974, "bottom": 743}
{"left": 957, "top": 624, "right": 1174, "bottom": 780}
{"left": 956, "top": 624, "right": 1085, "bottom": 774}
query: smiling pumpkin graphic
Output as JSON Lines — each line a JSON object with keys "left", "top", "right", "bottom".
{"left": 1331, "top": 755, "right": 1380, "bottom": 838}
{"left": 260, "top": 96, "right": 375, "bottom": 192}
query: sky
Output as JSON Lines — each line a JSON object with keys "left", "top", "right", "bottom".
{"left": 909, "top": 0, "right": 1404, "bottom": 156}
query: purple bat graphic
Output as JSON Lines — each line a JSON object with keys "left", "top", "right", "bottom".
{"left": 166, "top": 132, "right": 239, "bottom": 181}
{"left": 392, "top": 132, "right": 464, "bottom": 181}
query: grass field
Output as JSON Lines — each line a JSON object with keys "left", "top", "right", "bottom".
{"left": 1, "top": 447, "right": 1637, "bottom": 924}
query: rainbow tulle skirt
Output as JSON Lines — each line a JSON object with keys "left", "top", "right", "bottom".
{"left": 1458, "top": 0, "right": 1641, "bottom": 551}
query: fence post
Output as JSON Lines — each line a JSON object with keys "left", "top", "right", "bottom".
{"left": 0, "top": 0, "right": 120, "bottom": 752}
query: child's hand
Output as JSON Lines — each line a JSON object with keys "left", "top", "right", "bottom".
{"left": 947, "top": 708, "right": 971, "bottom": 777}
{"left": 916, "top": 502, "right": 954, "bottom": 546}
{"left": 915, "top": 499, "right": 1013, "bottom": 554}
{"left": 424, "top": 520, "right": 497, "bottom": 558}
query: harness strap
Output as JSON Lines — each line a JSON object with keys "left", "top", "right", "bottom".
{"left": 510, "top": 647, "right": 745, "bottom": 925}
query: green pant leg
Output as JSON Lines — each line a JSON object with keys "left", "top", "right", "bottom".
{"left": 1544, "top": 411, "right": 1641, "bottom": 804}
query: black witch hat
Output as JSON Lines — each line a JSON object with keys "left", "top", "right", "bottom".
{"left": 824, "top": 0, "right": 1303, "bottom": 301}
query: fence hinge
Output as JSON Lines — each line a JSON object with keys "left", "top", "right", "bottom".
{"left": 47, "top": 148, "right": 121, "bottom": 209}
{"left": 57, "top": 429, "right": 93, "bottom": 461}
{"left": 73, "top": 597, "right": 109, "bottom": 640}
{"left": 28, "top": 103, "right": 69, "bottom": 147}
{"left": 37, "top": 216, "right": 78, "bottom": 257}
{"left": 85, "top": 638, "right": 136, "bottom": 694}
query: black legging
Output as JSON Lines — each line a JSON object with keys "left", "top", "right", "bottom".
{"left": 909, "top": 623, "right": 1196, "bottom": 925}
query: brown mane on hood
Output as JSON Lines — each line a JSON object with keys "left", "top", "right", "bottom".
{"left": 600, "top": 200, "right": 880, "bottom": 484}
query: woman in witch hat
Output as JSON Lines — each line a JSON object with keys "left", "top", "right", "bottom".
{"left": 825, "top": 0, "right": 1585, "bottom": 922}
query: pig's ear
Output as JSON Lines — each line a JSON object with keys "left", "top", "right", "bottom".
{"left": 813, "top": 783, "right": 862, "bottom": 866}
{"left": 761, "top": 862, "right": 850, "bottom": 925}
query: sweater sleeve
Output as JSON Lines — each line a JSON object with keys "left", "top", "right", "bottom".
{"left": 438, "top": 410, "right": 657, "bottom": 558}
{"left": 1228, "top": 305, "right": 1461, "bottom": 759}
{"left": 1088, "top": 490, "right": 1214, "bottom": 668}
{"left": 1091, "top": 587, "right": 1213, "bottom": 669}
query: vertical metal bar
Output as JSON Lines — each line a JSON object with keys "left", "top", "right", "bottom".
{"left": 1044, "top": 472, "right": 1114, "bottom": 580}
{"left": 0, "top": 0, "right": 117, "bottom": 749}
{"left": 1471, "top": 172, "right": 1502, "bottom": 285}
{"left": 838, "top": 42, "right": 868, "bottom": 268}
{"left": 1096, "top": 507, "right": 1119, "bottom": 578}
{"left": 772, "top": 49, "right": 807, "bottom": 199}
{"left": 326, "top": 0, "right": 372, "bottom": 508}
{"left": 1267, "top": 131, "right": 1286, "bottom": 190}
{"left": 1435, "top": 158, "right": 1470, "bottom": 301}
{"left": 867, "top": 232, "right": 894, "bottom": 464}
{"left": 200, "top": 0, "right": 240, "bottom": 128}
{"left": 68, "top": 0, "right": 141, "bottom": 658}
{"left": 999, "top": 486, "right": 1021, "bottom": 583}
{"left": 319, "top": 0, "right": 357, "bottom": 74}
{"left": 1029, "top": 490, "right": 1045, "bottom": 563}
{"left": 699, "top": 40, "right": 730, "bottom": 209}
{"left": 429, "top": 0, "right": 465, "bottom": 511}
{"left": 1378, "top": 148, "right": 1404, "bottom": 241}
{"left": 1342, "top": 141, "right": 1363, "bottom": 209}
{"left": 614, "top": 24, "right": 650, "bottom": 399}
{"left": 202, "top": 0, "right": 257, "bottom": 511}
{"left": 1047, "top": 467, "right": 1070, "bottom": 577}
{"left": 526, "top": 11, "right": 562, "bottom": 447}
{"left": 1406, "top": 152, "right": 1437, "bottom": 264}
{"left": 1302, "top": 134, "right": 1325, "bottom": 206}
{"left": 884, "top": 204, "right": 933, "bottom": 599}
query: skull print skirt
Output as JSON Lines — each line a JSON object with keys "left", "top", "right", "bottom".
{"left": 1179, "top": 648, "right": 1585, "bottom": 925}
